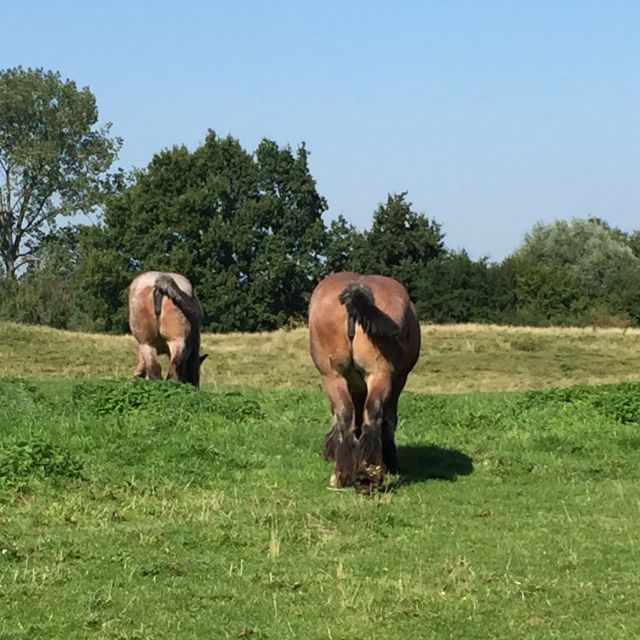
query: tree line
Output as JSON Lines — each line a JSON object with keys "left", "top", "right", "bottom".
{"left": 2, "top": 67, "right": 640, "bottom": 333}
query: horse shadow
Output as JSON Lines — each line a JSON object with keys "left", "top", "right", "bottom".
{"left": 397, "top": 444, "right": 474, "bottom": 484}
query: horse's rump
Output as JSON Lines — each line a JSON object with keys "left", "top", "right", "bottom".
{"left": 309, "top": 272, "right": 418, "bottom": 359}
{"left": 153, "top": 274, "right": 203, "bottom": 324}
{"left": 338, "top": 281, "right": 400, "bottom": 340}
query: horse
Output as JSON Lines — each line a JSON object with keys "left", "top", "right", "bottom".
{"left": 128, "top": 271, "right": 207, "bottom": 387}
{"left": 308, "top": 272, "right": 421, "bottom": 493}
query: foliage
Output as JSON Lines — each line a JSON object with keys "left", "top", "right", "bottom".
{"left": 521, "top": 381, "right": 640, "bottom": 424}
{"left": 71, "top": 379, "right": 266, "bottom": 422}
{"left": 0, "top": 272, "right": 75, "bottom": 328}
{"left": 0, "top": 440, "right": 83, "bottom": 487}
{"left": 354, "top": 192, "right": 446, "bottom": 298}
{"left": 415, "top": 252, "right": 516, "bottom": 323}
{"left": 79, "top": 132, "right": 328, "bottom": 332}
{"left": 0, "top": 378, "right": 45, "bottom": 408}
{"left": 0, "top": 67, "right": 122, "bottom": 279}
{"left": 71, "top": 378, "right": 199, "bottom": 415}
{"left": 510, "top": 217, "right": 640, "bottom": 325}
{"left": 322, "top": 214, "right": 366, "bottom": 274}
{"left": 2, "top": 66, "right": 640, "bottom": 332}
{"left": 366, "top": 193, "right": 444, "bottom": 266}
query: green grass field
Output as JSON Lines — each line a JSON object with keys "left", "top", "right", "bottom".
{"left": 1, "top": 323, "right": 640, "bottom": 638}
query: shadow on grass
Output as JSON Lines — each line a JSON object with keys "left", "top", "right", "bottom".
{"left": 398, "top": 444, "right": 474, "bottom": 484}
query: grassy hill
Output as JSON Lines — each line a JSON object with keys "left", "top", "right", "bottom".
{"left": 2, "top": 320, "right": 640, "bottom": 392}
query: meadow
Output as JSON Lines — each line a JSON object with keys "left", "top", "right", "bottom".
{"left": 3, "top": 321, "right": 640, "bottom": 392}
{"left": 1, "top": 322, "right": 640, "bottom": 638}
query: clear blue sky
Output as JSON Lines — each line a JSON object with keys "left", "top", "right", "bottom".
{"left": 2, "top": 1, "right": 639, "bottom": 260}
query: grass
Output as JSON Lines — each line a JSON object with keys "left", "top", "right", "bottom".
{"left": 3, "top": 321, "right": 640, "bottom": 392}
{"left": 1, "top": 377, "right": 640, "bottom": 638}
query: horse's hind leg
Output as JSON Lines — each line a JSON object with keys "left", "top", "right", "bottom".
{"left": 166, "top": 341, "right": 185, "bottom": 382}
{"left": 381, "top": 374, "right": 408, "bottom": 475}
{"left": 356, "top": 375, "right": 392, "bottom": 493}
{"left": 133, "top": 347, "right": 147, "bottom": 378}
{"left": 381, "top": 416, "right": 398, "bottom": 474}
{"left": 138, "top": 344, "right": 162, "bottom": 380}
{"left": 321, "top": 374, "right": 356, "bottom": 488}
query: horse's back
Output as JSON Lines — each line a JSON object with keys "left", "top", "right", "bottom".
{"left": 129, "top": 271, "right": 193, "bottom": 298}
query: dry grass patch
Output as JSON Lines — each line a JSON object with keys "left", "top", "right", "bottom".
{"left": 2, "top": 321, "right": 640, "bottom": 392}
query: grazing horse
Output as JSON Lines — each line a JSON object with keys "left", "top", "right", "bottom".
{"left": 309, "top": 272, "right": 420, "bottom": 493}
{"left": 128, "top": 271, "right": 207, "bottom": 387}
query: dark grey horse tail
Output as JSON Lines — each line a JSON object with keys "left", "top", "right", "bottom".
{"left": 338, "top": 282, "right": 399, "bottom": 340}
{"left": 153, "top": 275, "right": 203, "bottom": 324}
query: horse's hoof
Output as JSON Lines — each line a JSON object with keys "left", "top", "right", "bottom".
{"left": 354, "top": 478, "right": 375, "bottom": 495}
{"left": 328, "top": 472, "right": 352, "bottom": 490}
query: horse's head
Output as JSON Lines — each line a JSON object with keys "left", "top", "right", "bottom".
{"left": 187, "top": 352, "right": 208, "bottom": 387}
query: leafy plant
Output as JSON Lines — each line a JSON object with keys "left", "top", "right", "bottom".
{"left": 0, "top": 440, "right": 82, "bottom": 486}
{"left": 71, "top": 379, "right": 198, "bottom": 415}
{"left": 520, "top": 382, "right": 640, "bottom": 424}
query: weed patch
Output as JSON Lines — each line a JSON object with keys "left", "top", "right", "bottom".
{"left": 71, "top": 378, "right": 198, "bottom": 415}
{"left": 0, "top": 378, "right": 46, "bottom": 411}
{"left": 70, "top": 379, "right": 265, "bottom": 421}
{"left": 521, "top": 382, "right": 640, "bottom": 424}
{"left": 0, "top": 439, "right": 83, "bottom": 487}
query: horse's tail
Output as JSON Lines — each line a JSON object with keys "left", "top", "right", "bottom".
{"left": 338, "top": 282, "right": 399, "bottom": 340}
{"left": 153, "top": 275, "right": 203, "bottom": 325}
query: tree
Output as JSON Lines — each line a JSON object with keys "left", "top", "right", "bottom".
{"left": 323, "top": 215, "right": 367, "bottom": 274}
{"left": 84, "top": 131, "right": 328, "bottom": 332}
{"left": 415, "top": 251, "right": 514, "bottom": 323}
{"left": 237, "top": 139, "right": 328, "bottom": 327}
{"left": 625, "top": 229, "right": 640, "bottom": 260}
{"left": 357, "top": 192, "right": 445, "bottom": 299}
{"left": 0, "top": 67, "right": 121, "bottom": 278}
{"left": 366, "top": 193, "right": 444, "bottom": 266}
{"left": 510, "top": 218, "right": 640, "bottom": 325}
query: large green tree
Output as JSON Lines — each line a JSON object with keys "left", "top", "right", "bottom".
{"left": 357, "top": 192, "right": 446, "bottom": 300}
{"left": 83, "top": 132, "right": 328, "bottom": 332}
{"left": 323, "top": 214, "right": 367, "bottom": 275}
{"left": 510, "top": 218, "right": 640, "bottom": 325}
{"left": 0, "top": 67, "right": 121, "bottom": 278}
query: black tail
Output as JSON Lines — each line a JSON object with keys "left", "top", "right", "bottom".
{"left": 338, "top": 282, "right": 399, "bottom": 339}
{"left": 153, "top": 275, "right": 203, "bottom": 324}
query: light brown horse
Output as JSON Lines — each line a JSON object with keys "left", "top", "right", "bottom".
{"left": 309, "top": 272, "right": 421, "bottom": 493}
{"left": 128, "top": 271, "right": 207, "bottom": 387}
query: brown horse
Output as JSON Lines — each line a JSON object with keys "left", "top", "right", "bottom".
{"left": 128, "top": 271, "right": 207, "bottom": 387}
{"left": 309, "top": 272, "right": 421, "bottom": 493}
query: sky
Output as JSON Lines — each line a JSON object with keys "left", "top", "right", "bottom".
{"left": 2, "top": 1, "right": 639, "bottom": 261}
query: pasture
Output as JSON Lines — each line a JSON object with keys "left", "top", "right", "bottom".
{"left": 3, "top": 321, "right": 640, "bottom": 392}
{"left": 1, "top": 323, "right": 640, "bottom": 638}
